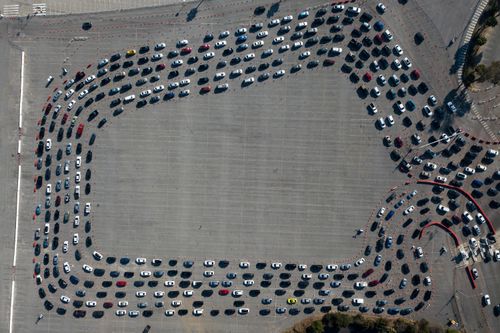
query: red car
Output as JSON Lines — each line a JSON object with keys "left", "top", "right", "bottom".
{"left": 77, "top": 123, "right": 84, "bottom": 136}
{"left": 218, "top": 289, "right": 229, "bottom": 296}
{"left": 55, "top": 195, "right": 61, "bottom": 206}
{"left": 411, "top": 69, "right": 421, "bottom": 79}
{"left": 62, "top": 113, "right": 69, "bottom": 124}
{"left": 362, "top": 268, "right": 374, "bottom": 278}
{"left": 199, "top": 44, "right": 210, "bottom": 51}
{"left": 103, "top": 302, "right": 113, "bottom": 309}
{"left": 75, "top": 71, "right": 85, "bottom": 80}
{"left": 394, "top": 137, "right": 403, "bottom": 148}
{"left": 324, "top": 59, "right": 335, "bottom": 66}
{"left": 368, "top": 280, "right": 379, "bottom": 287}
{"left": 181, "top": 47, "right": 192, "bottom": 54}
{"left": 363, "top": 72, "right": 372, "bottom": 81}
{"left": 374, "top": 34, "right": 383, "bottom": 44}
{"left": 44, "top": 103, "right": 52, "bottom": 115}
{"left": 200, "top": 86, "right": 211, "bottom": 93}
{"left": 156, "top": 63, "right": 166, "bottom": 71}
{"left": 116, "top": 280, "right": 127, "bottom": 287}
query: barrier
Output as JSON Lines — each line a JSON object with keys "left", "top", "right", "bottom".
{"left": 419, "top": 222, "right": 460, "bottom": 247}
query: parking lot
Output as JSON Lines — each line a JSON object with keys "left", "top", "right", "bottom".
{"left": 0, "top": 0, "right": 498, "bottom": 333}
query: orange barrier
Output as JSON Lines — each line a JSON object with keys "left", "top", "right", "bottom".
{"left": 419, "top": 222, "right": 460, "bottom": 247}
{"left": 417, "top": 180, "right": 495, "bottom": 235}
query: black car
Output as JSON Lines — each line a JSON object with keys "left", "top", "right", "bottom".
{"left": 223, "top": 48, "right": 234, "bottom": 56}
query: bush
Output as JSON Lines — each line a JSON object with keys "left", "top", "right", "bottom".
{"left": 306, "top": 320, "right": 324, "bottom": 333}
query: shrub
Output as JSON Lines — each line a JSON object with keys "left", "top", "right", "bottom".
{"left": 306, "top": 320, "right": 324, "bottom": 333}
{"left": 476, "top": 36, "right": 487, "bottom": 45}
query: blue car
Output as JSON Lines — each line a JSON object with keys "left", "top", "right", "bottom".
{"left": 385, "top": 210, "right": 395, "bottom": 221}
{"left": 385, "top": 237, "right": 393, "bottom": 249}
{"left": 236, "top": 35, "right": 248, "bottom": 44}
{"left": 35, "top": 204, "right": 41, "bottom": 215}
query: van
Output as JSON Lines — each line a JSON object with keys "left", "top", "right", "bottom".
{"left": 124, "top": 95, "right": 135, "bottom": 103}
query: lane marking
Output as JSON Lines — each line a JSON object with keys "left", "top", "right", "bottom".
{"left": 10, "top": 50, "right": 25, "bottom": 333}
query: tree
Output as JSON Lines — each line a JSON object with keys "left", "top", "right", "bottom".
{"left": 350, "top": 314, "right": 374, "bottom": 332}
{"left": 417, "top": 319, "right": 430, "bottom": 333}
{"left": 374, "top": 317, "right": 391, "bottom": 333}
{"left": 306, "top": 320, "right": 324, "bottom": 333}
{"left": 475, "top": 64, "right": 488, "bottom": 81}
{"left": 476, "top": 35, "right": 487, "bottom": 45}
{"left": 485, "top": 15, "right": 498, "bottom": 26}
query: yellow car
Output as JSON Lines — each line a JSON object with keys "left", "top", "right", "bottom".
{"left": 126, "top": 49, "right": 136, "bottom": 57}
{"left": 287, "top": 298, "right": 297, "bottom": 305}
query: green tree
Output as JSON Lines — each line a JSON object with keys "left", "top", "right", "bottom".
{"left": 485, "top": 15, "right": 498, "bottom": 26}
{"left": 306, "top": 320, "right": 324, "bottom": 333}
{"left": 350, "top": 314, "right": 373, "bottom": 332}
{"left": 476, "top": 35, "right": 487, "bottom": 45}
{"left": 476, "top": 64, "right": 488, "bottom": 81}
{"left": 374, "top": 317, "right": 391, "bottom": 333}
{"left": 417, "top": 319, "right": 430, "bottom": 333}
{"left": 445, "top": 329, "right": 460, "bottom": 333}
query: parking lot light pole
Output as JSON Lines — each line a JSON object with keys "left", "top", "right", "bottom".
{"left": 414, "top": 130, "right": 462, "bottom": 150}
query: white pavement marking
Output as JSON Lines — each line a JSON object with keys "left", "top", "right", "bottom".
{"left": 10, "top": 50, "right": 25, "bottom": 333}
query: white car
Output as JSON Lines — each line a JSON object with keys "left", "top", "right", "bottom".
{"left": 78, "top": 90, "right": 89, "bottom": 99}
{"left": 193, "top": 309, "right": 204, "bottom": 316}
{"left": 302, "top": 273, "right": 312, "bottom": 280}
{"left": 271, "top": 262, "right": 282, "bottom": 269}
{"left": 404, "top": 205, "right": 415, "bottom": 215}
{"left": 93, "top": 251, "right": 103, "bottom": 260}
{"left": 63, "top": 262, "right": 71, "bottom": 273}
{"left": 383, "top": 29, "right": 393, "bottom": 40}
{"left": 164, "top": 280, "right": 175, "bottom": 287}
{"left": 483, "top": 294, "right": 491, "bottom": 306}
{"left": 177, "top": 39, "right": 189, "bottom": 47}
{"left": 179, "top": 79, "right": 190, "bottom": 87}
{"left": 215, "top": 41, "right": 227, "bottom": 48}
{"left": 151, "top": 53, "right": 163, "bottom": 61}
{"left": 244, "top": 77, "right": 255, "bottom": 84}
{"left": 415, "top": 247, "right": 424, "bottom": 258}
{"left": 354, "top": 281, "right": 368, "bottom": 289}
{"left": 204, "top": 260, "right": 214, "bottom": 267}
{"left": 232, "top": 290, "right": 243, "bottom": 297}
{"left": 243, "top": 280, "right": 254, "bottom": 286}
{"left": 393, "top": 59, "right": 402, "bottom": 69}
{"left": 171, "top": 300, "right": 182, "bottom": 307}
{"left": 140, "top": 271, "right": 152, "bottom": 277}
{"left": 386, "top": 115, "right": 394, "bottom": 126}
{"left": 236, "top": 27, "right": 247, "bottom": 35}
{"left": 216, "top": 83, "right": 229, "bottom": 90}
{"left": 402, "top": 57, "right": 412, "bottom": 68}
{"left": 183, "top": 290, "right": 193, "bottom": 297}
{"left": 257, "top": 31, "right": 268, "bottom": 38}
{"left": 355, "top": 258, "right": 365, "bottom": 267}
{"left": 65, "top": 89, "right": 75, "bottom": 99}
{"left": 140, "top": 90, "right": 152, "bottom": 98}
{"left": 73, "top": 214, "right": 80, "bottom": 226}
{"left": 84, "top": 75, "right": 96, "bottom": 84}
{"left": 463, "top": 211, "right": 473, "bottom": 223}
{"left": 435, "top": 176, "right": 447, "bottom": 183}
{"left": 273, "top": 36, "right": 284, "bottom": 44}
{"left": 204, "top": 52, "right": 215, "bottom": 60}
{"left": 476, "top": 213, "right": 486, "bottom": 225}
{"left": 440, "top": 133, "right": 450, "bottom": 143}
{"left": 179, "top": 89, "right": 190, "bottom": 97}
{"left": 73, "top": 233, "right": 79, "bottom": 245}
{"left": 297, "top": 21, "right": 308, "bottom": 29}
{"left": 239, "top": 261, "right": 250, "bottom": 268}
{"left": 252, "top": 40, "right": 264, "bottom": 48}
{"left": 244, "top": 53, "right": 255, "bottom": 61}
{"left": 129, "top": 310, "right": 139, "bottom": 317}
{"left": 45, "top": 139, "right": 52, "bottom": 151}
{"left": 300, "top": 51, "right": 311, "bottom": 59}
{"left": 219, "top": 30, "right": 230, "bottom": 38}
{"left": 86, "top": 301, "right": 97, "bottom": 307}
{"left": 279, "top": 44, "right": 290, "bottom": 52}
{"left": 172, "top": 59, "right": 183, "bottom": 66}
{"left": 75, "top": 171, "right": 81, "bottom": 183}
{"left": 269, "top": 19, "right": 280, "bottom": 26}
{"left": 75, "top": 156, "right": 81, "bottom": 168}
{"left": 203, "top": 271, "right": 214, "bottom": 277}
{"left": 215, "top": 72, "right": 226, "bottom": 80}
{"left": 231, "top": 69, "right": 243, "bottom": 76}
{"left": 153, "top": 85, "right": 165, "bottom": 93}
{"left": 165, "top": 310, "right": 175, "bottom": 316}
{"left": 423, "top": 105, "right": 433, "bottom": 117}
{"left": 326, "top": 264, "right": 338, "bottom": 271}
{"left": 116, "top": 309, "right": 127, "bottom": 316}
{"left": 274, "top": 70, "right": 285, "bottom": 78}
{"left": 84, "top": 202, "right": 91, "bottom": 214}
{"left": 63, "top": 241, "right": 69, "bottom": 253}
{"left": 377, "top": 207, "right": 386, "bottom": 218}
{"left": 155, "top": 42, "right": 166, "bottom": 50}
{"left": 425, "top": 162, "right": 437, "bottom": 170}
{"left": 437, "top": 204, "right": 450, "bottom": 213}
{"left": 393, "top": 44, "right": 403, "bottom": 56}
{"left": 423, "top": 276, "right": 431, "bottom": 286}
{"left": 80, "top": 263, "right": 93, "bottom": 272}
{"left": 372, "top": 87, "right": 380, "bottom": 97}
{"left": 136, "top": 291, "right": 146, "bottom": 297}
{"left": 378, "top": 118, "right": 386, "bottom": 128}
{"left": 283, "top": 15, "right": 293, "bottom": 22}
{"left": 168, "top": 82, "right": 179, "bottom": 89}
{"left": 46, "top": 184, "right": 52, "bottom": 195}
{"left": 154, "top": 291, "right": 165, "bottom": 298}
{"left": 238, "top": 308, "right": 249, "bottom": 315}
{"left": 331, "top": 47, "right": 343, "bottom": 54}
{"left": 136, "top": 257, "right": 147, "bottom": 264}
